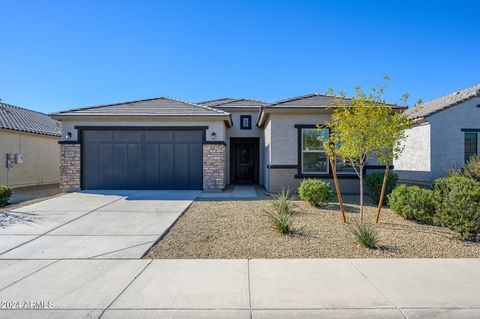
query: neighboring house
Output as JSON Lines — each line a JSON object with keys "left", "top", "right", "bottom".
{"left": 0, "top": 102, "right": 61, "bottom": 188}
{"left": 394, "top": 84, "right": 480, "bottom": 185}
{"left": 50, "top": 95, "right": 399, "bottom": 193}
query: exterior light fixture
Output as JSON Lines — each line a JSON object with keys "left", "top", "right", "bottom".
{"left": 66, "top": 132, "right": 72, "bottom": 139}
{"left": 211, "top": 132, "right": 216, "bottom": 140}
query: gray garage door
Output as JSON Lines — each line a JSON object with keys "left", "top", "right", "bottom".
{"left": 82, "top": 130, "right": 203, "bottom": 190}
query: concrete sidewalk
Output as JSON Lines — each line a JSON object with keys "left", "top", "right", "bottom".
{"left": 0, "top": 259, "right": 479, "bottom": 318}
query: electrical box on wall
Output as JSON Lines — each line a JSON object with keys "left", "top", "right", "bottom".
{"left": 15, "top": 153, "right": 24, "bottom": 164}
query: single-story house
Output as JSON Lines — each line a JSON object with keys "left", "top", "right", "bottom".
{"left": 394, "top": 84, "right": 480, "bottom": 185}
{"left": 0, "top": 102, "right": 61, "bottom": 188}
{"left": 50, "top": 95, "right": 401, "bottom": 193}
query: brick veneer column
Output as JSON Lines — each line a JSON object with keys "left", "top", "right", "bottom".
{"left": 203, "top": 143, "right": 226, "bottom": 190}
{"left": 60, "top": 144, "right": 81, "bottom": 192}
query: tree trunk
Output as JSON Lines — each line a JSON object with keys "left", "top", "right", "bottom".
{"left": 375, "top": 163, "right": 390, "bottom": 224}
{"left": 330, "top": 158, "right": 347, "bottom": 223}
{"left": 359, "top": 167, "right": 364, "bottom": 223}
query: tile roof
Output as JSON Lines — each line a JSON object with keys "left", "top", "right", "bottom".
{"left": 198, "top": 98, "right": 268, "bottom": 107}
{"left": 406, "top": 84, "right": 480, "bottom": 119}
{"left": 196, "top": 98, "right": 238, "bottom": 107}
{"left": 266, "top": 93, "right": 351, "bottom": 107}
{"left": 50, "top": 97, "right": 230, "bottom": 117}
{"left": 0, "top": 102, "right": 61, "bottom": 137}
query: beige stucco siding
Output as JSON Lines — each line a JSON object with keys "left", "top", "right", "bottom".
{"left": 264, "top": 112, "right": 380, "bottom": 193}
{"left": 429, "top": 97, "right": 480, "bottom": 180}
{"left": 395, "top": 97, "right": 480, "bottom": 184}
{"left": 393, "top": 122, "right": 432, "bottom": 184}
{"left": 0, "top": 129, "right": 60, "bottom": 187}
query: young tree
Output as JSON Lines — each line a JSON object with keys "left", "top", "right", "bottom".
{"left": 322, "top": 131, "right": 347, "bottom": 223}
{"left": 374, "top": 95, "right": 418, "bottom": 223}
{"left": 324, "top": 79, "right": 395, "bottom": 223}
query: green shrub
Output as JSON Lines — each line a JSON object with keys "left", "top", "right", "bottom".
{"left": 298, "top": 179, "right": 333, "bottom": 207}
{"left": 433, "top": 176, "right": 480, "bottom": 240}
{"left": 463, "top": 155, "right": 480, "bottom": 182}
{"left": 365, "top": 172, "right": 398, "bottom": 205}
{"left": 0, "top": 185, "right": 12, "bottom": 207}
{"left": 350, "top": 220, "right": 377, "bottom": 249}
{"left": 388, "top": 184, "right": 440, "bottom": 224}
{"left": 271, "top": 189, "right": 296, "bottom": 215}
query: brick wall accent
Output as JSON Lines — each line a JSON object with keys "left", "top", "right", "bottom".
{"left": 203, "top": 144, "right": 226, "bottom": 190}
{"left": 60, "top": 144, "right": 81, "bottom": 192}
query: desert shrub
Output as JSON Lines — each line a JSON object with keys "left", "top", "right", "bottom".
{"left": 265, "top": 190, "right": 295, "bottom": 234}
{"left": 462, "top": 155, "right": 480, "bottom": 182}
{"left": 433, "top": 176, "right": 480, "bottom": 240}
{"left": 365, "top": 172, "right": 398, "bottom": 205}
{"left": 298, "top": 179, "right": 333, "bottom": 207}
{"left": 0, "top": 185, "right": 12, "bottom": 207}
{"left": 271, "top": 189, "right": 296, "bottom": 215}
{"left": 388, "top": 184, "right": 440, "bottom": 224}
{"left": 265, "top": 210, "right": 293, "bottom": 234}
{"left": 350, "top": 220, "right": 377, "bottom": 249}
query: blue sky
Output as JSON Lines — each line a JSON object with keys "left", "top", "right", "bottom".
{"left": 1, "top": 0, "right": 479, "bottom": 113}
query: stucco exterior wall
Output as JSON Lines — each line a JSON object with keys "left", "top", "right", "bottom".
{"left": 394, "top": 97, "right": 480, "bottom": 185}
{"left": 223, "top": 110, "right": 265, "bottom": 186}
{"left": 393, "top": 122, "right": 432, "bottom": 184}
{"left": 0, "top": 129, "right": 60, "bottom": 188}
{"left": 263, "top": 112, "right": 380, "bottom": 193}
{"left": 429, "top": 97, "right": 480, "bottom": 180}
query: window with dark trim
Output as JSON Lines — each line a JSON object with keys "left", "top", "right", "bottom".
{"left": 240, "top": 115, "right": 252, "bottom": 129}
{"left": 465, "top": 132, "right": 479, "bottom": 162}
{"left": 299, "top": 127, "right": 357, "bottom": 175}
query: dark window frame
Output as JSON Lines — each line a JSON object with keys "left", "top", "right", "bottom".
{"left": 240, "top": 115, "right": 252, "bottom": 130}
{"left": 295, "top": 124, "right": 358, "bottom": 178}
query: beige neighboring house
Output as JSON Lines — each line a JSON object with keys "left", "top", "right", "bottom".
{"left": 394, "top": 84, "right": 480, "bottom": 185}
{"left": 0, "top": 102, "right": 61, "bottom": 188}
{"left": 50, "top": 95, "right": 402, "bottom": 193}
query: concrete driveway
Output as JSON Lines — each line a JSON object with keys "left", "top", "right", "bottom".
{"left": 0, "top": 190, "right": 200, "bottom": 259}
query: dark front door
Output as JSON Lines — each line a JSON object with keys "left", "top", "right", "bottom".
{"left": 236, "top": 143, "right": 255, "bottom": 182}
{"left": 230, "top": 138, "right": 259, "bottom": 184}
{"left": 82, "top": 129, "right": 203, "bottom": 190}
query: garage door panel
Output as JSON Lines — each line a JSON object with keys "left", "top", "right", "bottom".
{"left": 174, "top": 131, "right": 203, "bottom": 143}
{"left": 145, "top": 131, "right": 174, "bottom": 142}
{"left": 112, "top": 144, "right": 128, "bottom": 189}
{"left": 158, "top": 144, "right": 174, "bottom": 189}
{"left": 83, "top": 131, "right": 113, "bottom": 142}
{"left": 98, "top": 143, "right": 114, "bottom": 189}
{"left": 127, "top": 144, "right": 142, "bottom": 189}
{"left": 83, "top": 143, "right": 99, "bottom": 188}
{"left": 173, "top": 144, "right": 189, "bottom": 189}
{"left": 113, "top": 131, "right": 142, "bottom": 142}
{"left": 82, "top": 130, "right": 203, "bottom": 190}
{"left": 189, "top": 144, "right": 203, "bottom": 189}
{"left": 143, "top": 144, "right": 159, "bottom": 189}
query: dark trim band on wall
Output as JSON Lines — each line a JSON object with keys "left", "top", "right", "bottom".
{"left": 74, "top": 125, "right": 210, "bottom": 144}
{"left": 58, "top": 140, "right": 81, "bottom": 145}
{"left": 204, "top": 141, "right": 227, "bottom": 145}
{"left": 74, "top": 126, "right": 209, "bottom": 130}
{"left": 461, "top": 128, "right": 480, "bottom": 132}
{"left": 365, "top": 164, "right": 394, "bottom": 169}
{"left": 267, "top": 164, "right": 298, "bottom": 169}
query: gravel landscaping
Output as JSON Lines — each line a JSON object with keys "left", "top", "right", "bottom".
{"left": 146, "top": 194, "right": 480, "bottom": 259}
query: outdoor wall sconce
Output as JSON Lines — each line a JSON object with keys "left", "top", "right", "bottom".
{"left": 65, "top": 132, "right": 72, "bottom": 139}
{"left": 211, "top": 132, "right": 216, "bottom": 140}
